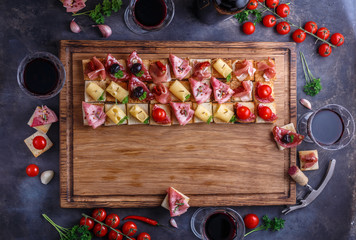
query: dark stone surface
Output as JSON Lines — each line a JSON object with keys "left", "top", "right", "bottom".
{"left": 0, "top": 0, "right": 355, "bottom": 239}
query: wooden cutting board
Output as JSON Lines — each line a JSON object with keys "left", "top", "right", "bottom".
{"left": 59, "top": 40, "right": 297, "bottom": 208}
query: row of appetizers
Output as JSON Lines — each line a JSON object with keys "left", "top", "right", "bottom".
{"left": 82, "top": 101, "right": 278, "bottom": 129}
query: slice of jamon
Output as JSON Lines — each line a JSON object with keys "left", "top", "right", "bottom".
{"left": 273, "top": 126, "right": 305, "bottom": 148}
{"left": 170, "top": 102, "right": 194, "bottom": 126}
{"left": 152, "top": 84, "right": 171, "bottom": 104}
{"left": 257, "top": 58, "right": 276, "bottom": 80}
{"left": 152, "top": 104, "right": 171, "bottom": 124}
{"left": 62, "top": 0, "right": 86, "bottom": 13}
{"left": 211, "top": 77, "right": 234, "bottom": 104}
{"left": 31, "top": 106, "right": 58, "bottom": 127}
{"left": 127, "top": 51, "right": 152, "bottom": 81}
{"left": 235, "top": 103, "right": 256, "bottom": 123}
{"left": 191, "top": 61, "right": 211, "bottom": 81}
{"left": 189, "top": 78, "right": 212, "bottom": 104}
{"left": 255, "top": 82, "right": 274, "bottom": 103}
{"left": 169, "top": 54, "right": 192, "bottom": 80}
{"left": 149, "top": 61, "right": 171, "bottom": 84}
{"left": 167, "top": 187, "right": 190, "bottom": 217}
{"left": 301, "top": 153, "right": 318, "bottom": 169}
{"left": 82, "top": 102, "right": 106, "bottom": 129}
{"left": 85, "top": 57, "right": 106, "bottom": 80}
{"left": 234, "top": 60, "right": 256, "bottom": 81}
{"left": 129, "top": 76, "right": 154, "bottom": 101}
{"left": 104, "top": 54, "right": 129, "bottom": 81}
{"left": 233, "top": 80, "right": 253, "bottom": 101}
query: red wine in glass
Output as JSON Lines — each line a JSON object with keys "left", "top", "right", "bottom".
{"left": 204, "top": 212, "right": 237, "bottom": 240}
{"left": 133, "top": 0, "right": 167, "bottom": 28}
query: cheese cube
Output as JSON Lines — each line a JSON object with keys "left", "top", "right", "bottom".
{"left": 213, "top": 59, "right": 232, "bottom": 78}
{"left": 85, "top": 81, "right": 106, "bottom": 102}
{"left": 193, "top": 103, "right": 213, "bottom": 123}
{"left": 169, "top": 81, "right": 191, "bottom": 102}
{"left": 299, "top": 150, "right": 319, "bottom": 171}
{"left": 105, "top": 104, "right": 127, "bottom": 126}
{"left": 213, "top": 103, "right": 235, "bottom": 123}
{"left": 106, "top": 81, "right": 129, "bottom": 103}
{"left": 128, "top": 104, "right": 149, "bottom": 125}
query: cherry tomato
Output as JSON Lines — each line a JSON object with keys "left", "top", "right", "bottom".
{"left": 258, "top": 106, "right": 272, "bottom": 120}
{"left": 247, "top": 0, "right": 258, "bottom": 10}
{"left": 108, "top": 230, "right": 123, "bottom": 240}
{"left": 152, "top": 108, "right": 166, "bottom": 123}
{"left": 330, "top": 33, "right": 344, "bottom": 47}
{"left": 122, "top": 221, "right": 138, "bottom": 237}
{"left": 236, "top": 106, "right": 251, "bottom": 120}
{"left": 257, "top": 85, "right": 272, "bottom": 98}
{"left": 137, "top": 232, "right": 151, "bottom": 240}
{"left": 258, "top": 0, "right": 264, "bottom": 2}
{"left": 276, "top": 4, "right": 290, "bottom": 18}
{"left": 244, "top": 214, "right": 259, "bottom": 229}
{"left": 304, "top": 21, "right": 318, "bottom": 34}
{"left": 92, "top": 208, "right": 107, "bottom": 222}
{"left": 262, "top": 15, "right": 276, "bottom": 27}
{"left": 26, "top": 164, "right": 39, "bottom": 177}
{"left": 316, "top": 27, "right": 330, "bottom": 40}
{"left": 105, "top": 213, "right": 120, "bottom": 228}
{"left": 93, "top": 223, "right": 108, "bottom": 237}
{"left": 32, "top": 136, "right": 47, "bottom": 150}
{"left": 276, "top": 22, "right": 290, "bottom": 35}
{"left": 265, "top": 0, "right": 279, "bottom": 8}
{"left": 79, "top": 217, "right": 94, "bottom": 230}
{"left": 292, "top": 29, "right": 306, "bottom": 43}
{"left": 242, "top": 22, "right": 255, "bottom": 35}
{"left": 318, "top": 43, "right": 332, "bottom": 57}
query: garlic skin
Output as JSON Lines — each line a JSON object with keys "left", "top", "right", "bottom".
{"left": 70, "top": 19, "right": 81, "bottom": 33}
{"left": 40, "top": 170, "right": 54, "bottom": 185}
{"left": 93, "top": 24, "right": 112, "bottom": 38}
{"left": 299, "top": 98, "right": 312, "bottom": 110}
{"left": 170, "top": 218, "right": 178, "bottom": 228}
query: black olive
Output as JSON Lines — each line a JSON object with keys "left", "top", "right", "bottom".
{"left": 132, "top": 86, "right": 144, "bottom": 98}
{"left": 282, "top": 134, "right": 292, "bottom": 143}
{"left": 130, "top": 63, "right": 142, "bottom": 74}
{"left": 110, "top": 64, "right": 120, "bottom": 74}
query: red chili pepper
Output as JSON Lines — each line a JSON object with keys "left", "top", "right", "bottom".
{"left": 123, "top": 216, "right": 159, "bottom": 226}
{"left": 197, "top": 61, "right": 210, "bottom": 70}
{"left": 156, "top": 61, "right": 167, "bottom": 72}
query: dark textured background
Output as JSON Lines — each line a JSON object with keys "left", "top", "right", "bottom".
{"left": 0, "top": 0, "right": 355, "bottom": 239}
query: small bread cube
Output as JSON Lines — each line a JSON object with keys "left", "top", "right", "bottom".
{"left": 172, "top": 102, "right": 193, "bottom": 125}
{"left": 127, "top": 104, "right": 149, "bottom": 125}
{"left": 85, "top": 81, "right": 106, "bottom": 102}
{"left": 169, "top": 81, "right": 192, "bottom": 102}
{"left": 82, "top": 58, "right": 107, "bottom": 81}
{"left": 253, "top": 81, "right": 275, "bottom": 103}
{"left": 255, "top": 58, "right": 276, "bottom": 82}
{"left": 213, "top": 103, "right": 235, "bottom": 124}
{"left": 275, "top": 123, "right": 296, "bottom": 150}
{"left": 106, "top": 81, "right": 129, "bottom": 103}
{"left": 255, "top": 102, "right": 277, "bottom": 123}
{"left": 299, "top": 150, "right": 319, "bottom": 171}
{"left": 192, "top": 102, "right": 213, "bottom": 123}
{"left": 150, "top": 104, "right": 172, "bottom": 126}
{"left": 24, "top": 131, "right": 53, "bottom": 158}
{"left": 232, "top": 60, "right": 256, "bottom": 81}
{"left": 27, "top": 107, "right": 51, "bottom": 134}
{"left": 212, "top": 58, "right": 232, "bottom": 79}
{"left": 235, "top": 102, "right": 255, "bottom": 123}
{"left": 105, "top": 104, "right": 127, "bottom": 126}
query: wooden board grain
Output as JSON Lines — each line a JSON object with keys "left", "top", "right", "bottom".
{"left": 59, "top": 40, "right": 297, "bottom": 208}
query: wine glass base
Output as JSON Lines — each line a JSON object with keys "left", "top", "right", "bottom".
{"left": 297, "top": 112, "right": 314, "bottom": 143}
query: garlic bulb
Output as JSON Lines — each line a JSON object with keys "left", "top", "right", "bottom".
{"left": 70, "top": 19, "right": 81, "bottom": 33}
{"left": 92, "top": 24, "right": 112, "bottom": 38}
{"left": 170, "top": 218, "right": 178, "bottom": 228}
{"left": 41, "top": 170, "right": 54, "bottom": 185}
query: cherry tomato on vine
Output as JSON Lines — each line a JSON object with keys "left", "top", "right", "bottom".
{"left": 32, "top": 136, "right": 47, "bottom": 150}
{"left": 292, "top": 29, "right": 306, "bottom": 43}
{"left": 318, "top": 43, "right": 332, "bottom": 57}
{"left": 236, "top": 106, "right": 251, "bottom": 120}
{"left": 316, "top": 27, "right": 330, "bottom": 40}
{"left": 276, "top": 4, "right": 290, "bottom": 18}
{"left": 122, "top": 221, "right": 138, "bottom": 237}
{"left": 152, "top": 108, "right": 166, "bottom": 123}
{"left": 137, "top": 232, "right": 151, "bottom": 240}
{"left": 92, "top": 208, "right": 107, "bottom": 222}
{"left": 242, "top": 22, "right": 255, "bottom": 35}
{"left": 247, "top": 0, "right": 258, "bottom": 10}
{"left": 105, "top": 213, "right": 120, "bottom": 228}
{"left": 93, "top": 223, "right": 108, "bottom": 237}
{"left": 304, "top": 21, "right": 318, "bottom": 34}
{"left": 265, "top": 0, "right": 279, "bottom": 8}
{"left": 258, "top": 106, "right": 272, "bottom": 120}
{"left": 26, "top": 164, "right": 39, "bottom": 177}
{"left": 79, "top": 217, "right": 94, "bottom": 230}
{"left": 262, "top": 15, "right": 276, "bottom": 27}
{"left": 244, "top": 214, "right": 259, "bottom": 229}
{"left": 257, "top": 85, "right": 272, "bottom": 99}
{"left": 276, "top": 22, "right": 290, "bottom": 35}
{"left": 330, "top": 33, "right": 344, "bottom": 46}
{"left": 108, "top": 230, "right": 123, "bottom": 240}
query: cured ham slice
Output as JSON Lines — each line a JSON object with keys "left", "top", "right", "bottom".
{"left": 104, "top": 54, "right": 129, "bottom": 81}
{"left": 167, "top": 187, "right": 190, "bottom": 217}
{"left": 273, "top": 126, "right": 304, "bottom": 148}
{"left": 233, "top": 80, "right": 253, "bottom": 101}
{"left": 152, "top": 84, "right": 171, "bottom": 104}
{"left": 31, "top": 105, "right": 58, "bottom": 127}
{"left": 85, "top": 57, "right": 106, "bottom": 80}
{"left": 127, "top": 51, "right": 151, "bottom": 81}
{"left": 234, "top": 60, "right": 256, "bottom": 81}
{"left": 149, "top": 61, "right": 171, "bottom": 84}
{"left": 152, "top": 104, "right": 171, "bottom": 124}
{"left": 82, "top": 102, "right": 106, "bottom": 129}
{"left": 129, "top": 76, "right": 154, "bottom": 101}
{"left": 255, "top": 82, "right": 274, "bottom": 103}
{"left": 257, "top": 58, "right": 276, "bottom": 81}
{"left": 191, "top": 61, "right": 211, "bottom": 81}
{"left": 235, "top": 103, "right": 256, "bottom": 123}
{"left": 62, "top": 0, "right": 86, "bottom": 13}
{"left": 211, "top": 77, "right": 234, "bottom": 104}
{"left": 300, "top": 152, "right": 318, "bottom": 169}
{"left": 189, "top": 78, "right": 212, "bottom": 104}
{"left": 257, "top": 104, "right": 278, "bottom": 122}
{"left": 170, "top": 102, "right": 194, "bottom": 126}
{"left": 169, "top": 54, "right": 191, "bottom": 80}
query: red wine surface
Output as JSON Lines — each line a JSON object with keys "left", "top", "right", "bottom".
{"left": 134, "top": 0, "right": 167, "bottom": 27}
{"left": 205, "top": 212, "right": 237, "bottom": 240}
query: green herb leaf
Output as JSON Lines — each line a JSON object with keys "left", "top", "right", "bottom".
{"left": 122, "top": 96, "right": 129, "bottom": 104}
{"left": 290, "top": 135, "right": 294, "bottom": 142}
{"left": 185, "top": 94, "right": 191, "bottom": 101}
{"left": 136, "top": 70, "right": 144, "bottom": 78}
{"left": 102, "top": 0, "right": 112, "bottom": 16}
{"left": 144, "top": 117, "right": 149, "bottom": 124}
{"left": 115, "top": 99, "right": 118, "bottom": 105}
{"left": 118, "top": 116, "right": 128, "bottom": 125}
{"left": 98, "top": 92, "right": 105, "bottom": 101}
{"left": 139, "top": 91, "right": 147, "bottom": 101}
{"left": 207, "top": 115, "right": 213, "bottom": 124}
{"left": 230, "top": 115, "right": 237, "bottom": 123}
{"left": 74, "top": 0, "right": 122, "bottom": 24}
{"left": 226, "top": 73, "right": 232, "bottom": 82}
{"left": 114, "top": 70, "right": 124, "bottom": 79}
{"left": 234, "top": 9, "right": 262, "bottom": 24}
{"left": 300, "top": 52, "right": 322, "bottom": 96}
{"left": 112, "top": 0, "right": 123, "bottom": 12}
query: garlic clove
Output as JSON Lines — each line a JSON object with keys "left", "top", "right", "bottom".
{"left": 170, "top": 218, "right": 178, "bottom": 228}
{"left": 70, "top": 19, "right": 81, "bottom": 33}
{"left": 40, "top": 170, "right": 54, "bottom": 185}
{"left": 92, "top": 24, "right": 112, "bottom": 38}
{"left": 299, "top": 98, "right": 312, "bottom": 110}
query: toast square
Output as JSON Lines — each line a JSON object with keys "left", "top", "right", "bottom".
{"left": 235, "top": 102, "right": 255, "bottom": 123}
{"left": 255, "top": 58, "right": 276, "bottom": 82}
{"left": 231, "top": 60, "right": 256, "bottom": 81}
{"left": 127, "top": 103, "right": 149, "bottom": 125}
{"left": 82, "top": 58, "right": 107, "bottom": 81}
{"left": 275, "top": 123, "right": 296, "bottom": 150}
{"left": 148, "top": 82, "right": 171, "bottom": 104}
{"left": 27, "top": 107, "right": 51, "bottom": 134}
{"left": 104, "top": 103, "right": 127, "bottom": 126}
{"left": 189, "top": 59, "right": 212, "bottom": 79}
{"left": 192, "top": 102, "right": 213, "bottom": 123}
{"left": 172, "top": 102, "right": 193, "bottom": 125}
{"left": 299, "top": 150, "right": 319, "bottom": 171}
{"left": 24, "top": 131, "right": 53, "bottom": 158}
{"left": 212, "top": 58, "right": 232, "bottom": 79}
{"left": 229, "top": 80, "right": 254, "bottom": 102}
{"left": 84, "top": 80, "right": 106, "bottom": 103}
{"left": 213, "top": 103, "right": 235, "bottom": 124}
{"left": 106, "top": 81, "right": 128, "bottom": 103}
{"left": 83, "top": 103, "right": 105, "bottom": 126}
{"left": 169, "top": 80, "right": 192, "bottom": 102}
{"left": 253, "top": 81, "right": 275, "bottom": 104}
{"left": 161, "top": 187, "right": 190, "bottom": 210}
{"left": 190, "top": 79, "right": 212, "bottom": 103}
{"left": 149, "top": 104, "right": 172, "bottom": 126}
{"left": 255, "top": 102, "right": 277, "bottom": 123}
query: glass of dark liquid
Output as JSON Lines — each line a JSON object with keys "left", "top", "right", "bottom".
{"left": 191, "top": 207, "right": 245, "bottom": 240}
{"left": 17, "top": 52, "right": 66, "bottom": 100}
{"left": 124, "top": 0, "right": 175, "bottom": 34}
{"left": 298, "top": 104, "right": 355, "bottom": 150}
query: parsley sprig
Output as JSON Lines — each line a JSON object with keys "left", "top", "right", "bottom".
{"left": 72, "top": 0, "right": 122, "bottom": 24}
{"left": 300, "top": 52, "right": 322, "bottom": 96}
{"left": 244, "top": 215, "right": 285, "bottom": 237}
{"left": 234, "top": 9, "right": 262, "bottom": 25}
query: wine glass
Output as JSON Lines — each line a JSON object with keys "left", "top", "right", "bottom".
{"left": 298, "top": 104, "right": 355, "bottom": 150}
